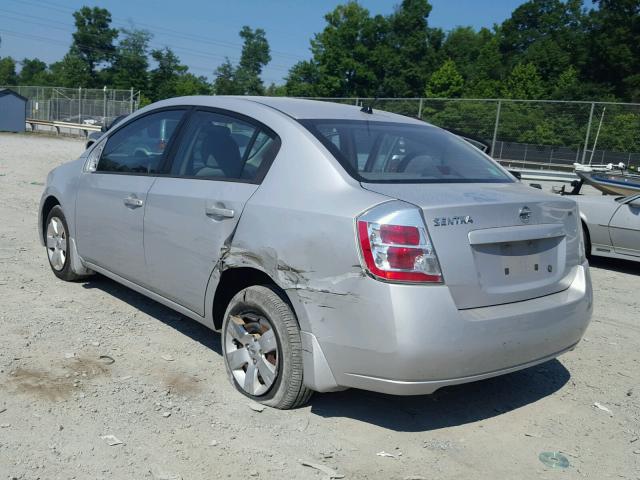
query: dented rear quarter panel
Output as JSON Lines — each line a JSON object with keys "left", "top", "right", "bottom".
{"left": 223, "top": 107, "right": 393, "bottom": 335}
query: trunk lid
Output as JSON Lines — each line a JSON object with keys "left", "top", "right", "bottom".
{"left": 362, "top": 182, "right": 581, "bottom": 309}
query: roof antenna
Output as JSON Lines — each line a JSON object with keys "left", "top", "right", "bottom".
{"left": 360, "top": 84, "right": 384, "bottom": 114}
{"left": 360, "top": 104, "right": 373, "bottom": 114}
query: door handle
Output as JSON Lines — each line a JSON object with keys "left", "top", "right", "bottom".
{"left": 205, "top": 204, "right": 235, "bottom": 219}
{"left": 123, "top": 195, "right": 144, "bottom": 208}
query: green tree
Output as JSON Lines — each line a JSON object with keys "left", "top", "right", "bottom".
{"left": 49, "top": 53, "right": 91, "bottom": 87}
{"left": 174, "top": 72, "right": 211, "bottom": 96}
{"left": 213, "top": 59, "right": 241, "bottom": 95}
{"left": 551, "top": 65, "right": 579, "bottom": 99}
{"left": 587, "top": 0, "right": 640, "bottom": 100}
{"left": 149, "top": 47, "right": 187, "bottom": 101}
{"left": 499, "top": 0, "right": 588, "bottom": 89}
{"left": 385, "top": 0, "right": 443, "bottom": 96}
{"left": 71, "top": 6, "right": 118, "bottom": 85}
{"left": 265, "top": 82, "right": 287, "bottom": 96}
{"left": 304, "top": 2, "right": 379, "bottom": 96}
{"left": 285, "top": 60, "right": 321, "bottom": 96}
{"left": 235, "top": 26, "right": 271, "bottom": 95}
{"left": 0, "top": 57, "right": 18, "bottom": 85}
{"left": 425, "top": 59, "right": 464, "bottom": 97}
{"left": 18, "top": 58, "right": 50, "bottom": 85}
{"left": 110, "top": 28, "right": 152, "bottom": 92}
{"left": 285, "top": 1, "right": 444, "bottom": 97}
{"left": 504, "top": 63, "right": 544, "bottom": 99}
{"left": 213, "top": 26, "right": 271, "bottom": 95}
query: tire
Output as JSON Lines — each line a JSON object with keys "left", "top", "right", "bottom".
{"left": 222, "top": 285, "right": 313, "bottom": 409}
{"left": 45, "top": 206, "right": 82, "bottom": 281}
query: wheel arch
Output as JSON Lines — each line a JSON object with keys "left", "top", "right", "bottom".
{"left": 212, "top": 267, "right": 298, "bottom": 331}
{"left": 581, "top": 218, "right": 592, "bottom": 257}
{"left": 40, "top": 195, "right": 62, "bottom": 243}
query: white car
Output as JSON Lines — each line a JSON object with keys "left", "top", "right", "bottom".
{"left": 576, "top": 194, "right": 640, "bottom": 261}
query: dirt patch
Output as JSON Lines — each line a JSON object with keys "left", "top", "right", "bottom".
{"left": 65, "top": 356, "right": 112, "bottom": 378}
{"left": 163, "top": 372, "right": 202, "bottom": 395}
{"left": 8, "top": 368, "right": 73, "bottom": 402}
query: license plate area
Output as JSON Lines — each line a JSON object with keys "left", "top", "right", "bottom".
{"left": 472, "top": 237, "right": 563, "bottom": 289}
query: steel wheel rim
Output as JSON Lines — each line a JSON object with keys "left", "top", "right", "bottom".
{"left": 224, "top": 312, "right": 279, "bottom": 397}
{"left": 46, "top": 217, "right": 67, "bottom": 271}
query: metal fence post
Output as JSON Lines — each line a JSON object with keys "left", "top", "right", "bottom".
{"left": 78, "top": 87, "right": 82, "bottom": 123}
{"left": 581, "top": 102, "right": 595, "bottom": 164}
{"left": 130, "top": 88, "right": 134, "bottom": 113}
{"left": 589, "top": 106, "right": 606, "bottom": 165}
{"left": 418, "top": 98, "right": 424, "bottom": 119}
{"left": 490, "top": 100, "right": 502, "bottom": 157}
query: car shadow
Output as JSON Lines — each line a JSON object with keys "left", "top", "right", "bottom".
{"left": 81, "top": 274, "right": 221, "bottom": 355}
{"left": 589, "top": 256, "right": 639, "bottom": 275}
{"left": 81, "top": 275, "right": 570, "bottom": 432}
{"left": 309, "top": 359, "right": 570, "bottom": 432}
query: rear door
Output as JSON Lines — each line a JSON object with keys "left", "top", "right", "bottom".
{"left": 143, "top": 109, "right": 280, "bottom": 315}
{"left": 609, "top": 196, "right": 640, "bottom": 257}
{"left": 75, "top": 109, "right": 186, "bottom": 283}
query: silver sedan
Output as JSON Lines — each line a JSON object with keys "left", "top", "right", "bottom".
{"left": 576, "top": 194, "right": 640, "bottom": 262}
{"left": 39, "top": 96, "right": 593, "bottom": 408}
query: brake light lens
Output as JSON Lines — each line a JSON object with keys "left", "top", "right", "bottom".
{"left": 380, "top": 224, "right": 420, "bottom": 245}
{"left": 357, "top": 206, "right": 442, "bottom": 283}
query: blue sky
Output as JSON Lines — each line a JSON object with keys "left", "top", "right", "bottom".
{"left": 0, "top": 0, "right": 525, "bottom": 85}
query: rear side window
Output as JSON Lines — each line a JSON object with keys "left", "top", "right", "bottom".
{"left": 169, "top": 110, "right": 278, "bottom": 181}
{"left": 98, "top": 110, "right": 185, "bottom": 174}
{"left": 301, "top": 120, "right": 511, "bottom": 183}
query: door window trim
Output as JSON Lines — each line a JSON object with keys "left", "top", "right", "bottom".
{"left": 89, "top": 105, "right": 281, "bottom": 184}
{"left": 161, "top": 106, "right": 281, "bottom": 185}
{"left": 91, "top": 106, "right": 193, "bottom": 177}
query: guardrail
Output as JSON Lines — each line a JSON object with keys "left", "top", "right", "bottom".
{"left": 26, "top": 118, "right": 101, "bottom": 137}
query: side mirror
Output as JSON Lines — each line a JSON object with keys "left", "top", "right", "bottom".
{"left": 84, "top": 139, "right": 105, "bottom": 173}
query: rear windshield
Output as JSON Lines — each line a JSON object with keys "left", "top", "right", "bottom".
{"left": 300, "top": 119, "right": 512, "bottom": 184}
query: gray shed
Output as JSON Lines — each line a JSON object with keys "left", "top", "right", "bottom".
{"left": 0, "top": 88, "right": 27, "bottom": 132}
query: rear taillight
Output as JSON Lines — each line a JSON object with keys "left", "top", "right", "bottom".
{"left": 357, "top": 201, "right": 442, "bottom": 283}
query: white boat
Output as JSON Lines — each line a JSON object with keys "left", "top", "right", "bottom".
{"left": 574, "top": 163, "right": 640, "bottom": 196}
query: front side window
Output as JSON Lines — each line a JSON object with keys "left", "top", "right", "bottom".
{"left": 301, "top": 119, "right": 512, "bottom": 184}
{"left": 170, "top": 110, "right": 278, "bottom": 181}
{"left": 97, "top": 110, "right": 185, "bottom": 174}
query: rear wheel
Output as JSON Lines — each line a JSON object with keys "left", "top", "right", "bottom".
{"left": 222, "top": 285, "right": 313, "bottom": 409}
{"left": 45, "top": 206, "right": 82, "bottom": 281}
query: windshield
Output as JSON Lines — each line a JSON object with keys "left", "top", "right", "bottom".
{"left": 301, "top": 119, "right": 512, "bottom": 183}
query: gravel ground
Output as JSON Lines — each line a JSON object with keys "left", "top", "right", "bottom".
{"left": 0, "top": 132, "right": 639, "bottom": 480}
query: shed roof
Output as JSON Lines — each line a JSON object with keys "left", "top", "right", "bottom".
{"left": 0, "top": 88, "right": 28, "bottom": 102}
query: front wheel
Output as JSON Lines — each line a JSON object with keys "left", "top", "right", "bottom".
{"left": 222, "top": 285, "right": 313, "bottom": 409}
{"left": 45, "top": 206, "right": 82, "bottom": 281}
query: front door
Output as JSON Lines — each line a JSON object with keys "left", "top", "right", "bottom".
{"left": 143, "top": 109, "right": 280, "bottom": 315}
{"left": 609, "top": 196, "right": 640, "bottom": 257}
{"left": 75, "top": 109, "right": 186, "bottom": 284}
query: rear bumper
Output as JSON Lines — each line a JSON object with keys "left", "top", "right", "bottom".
{"left": 300, "top": 262, "right": 592, "bottom": 394}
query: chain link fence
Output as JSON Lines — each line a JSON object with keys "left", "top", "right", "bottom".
{"left": 1, "top": 86, "right": 140, "bottom": 127}
{"left": 4, "top": 89, "right": 638, "bottom": 171}
{"left": 309, "top": 97, "right": 640, "bottom": 171}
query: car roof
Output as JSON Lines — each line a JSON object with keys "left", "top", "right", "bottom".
{"left": 156, "top": 95, "right": 428, "bottom": 125}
